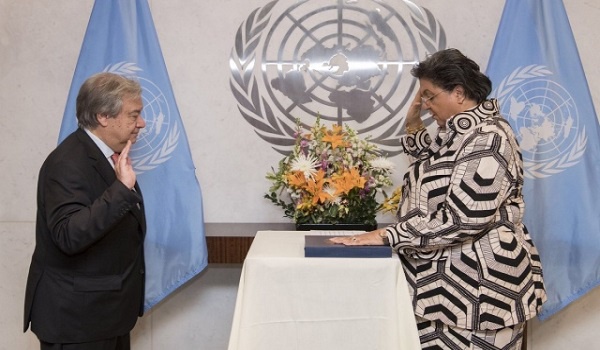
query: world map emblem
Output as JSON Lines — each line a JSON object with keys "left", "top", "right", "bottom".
{"left": 230, "top": 0, "right": 445, "bottom": 155}
{"left": 104, "top": 62, "right": 179, "bottom": 173}
{"left": 494, "top": 65, "right": 586, "bottom": 179}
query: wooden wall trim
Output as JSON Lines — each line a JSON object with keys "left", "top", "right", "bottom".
{"left": 206, "top": 236, "right": 254, "bottom": 264}
{"left": 203, "top": 223, "right": 393, "bottom": 264}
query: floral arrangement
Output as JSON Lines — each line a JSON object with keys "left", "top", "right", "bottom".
{"left": 265, "top": 117, "right": 398, "bottom": 227}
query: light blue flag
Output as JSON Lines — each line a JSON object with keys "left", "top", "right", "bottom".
{"left": 58, "top": 0, "right": 208, "bottom": 311}
{"left": 486, "top": 0, "right": 600, "bottom": 320}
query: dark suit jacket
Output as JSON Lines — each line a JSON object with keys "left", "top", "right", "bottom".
{"left": 24, "top": 128, "right": 146, "bottom": 343}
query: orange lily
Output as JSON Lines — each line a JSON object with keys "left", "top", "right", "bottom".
{"left": 287, "top": 171, "right": 307, "bottom": 188}
{"left": 331, "top": 168, "right": 366, "bottom": 195}
{"left": 305, "top": 169, "right": 332, "bottom": 204}
{"left": 322, "top": 125, "right": 348, "bottom": 149}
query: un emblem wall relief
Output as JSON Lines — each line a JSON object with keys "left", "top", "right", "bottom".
{"left": 228, "top": 0, "right": 587, "bottom": 181}
{"left": 229, "top": 0, "right": 446, "bottom": 156}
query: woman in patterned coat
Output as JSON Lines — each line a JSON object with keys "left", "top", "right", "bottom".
{"left": 331, "top": 48, "right": 547, "bottom": 349}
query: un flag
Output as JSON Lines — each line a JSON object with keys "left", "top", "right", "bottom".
{"left": 487, "top": 0, "right": 600, "bottom": 320}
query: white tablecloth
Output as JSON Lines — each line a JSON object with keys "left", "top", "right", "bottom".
{"left": 227, "top": 231, "right": 421, "bottom": 350}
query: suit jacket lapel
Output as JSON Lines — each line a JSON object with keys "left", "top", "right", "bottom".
{"left": 75, "top": 129, "right": 117, "bottom": 187}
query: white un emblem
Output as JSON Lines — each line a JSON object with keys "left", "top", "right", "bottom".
{"left": 230, "top": 0, "right": 446, "bottom": 155}
{"left": 494, "top": 65, "right": 586, "bottom": 179}
{"left": 104, "top": 62, "right": 179, "bottom": 173}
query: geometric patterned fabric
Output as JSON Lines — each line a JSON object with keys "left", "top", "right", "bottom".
{"left": 386, "top": 99, "right": 546, "bottom": 331}
{"left": 416, "top": 314, "right": 525, "bottom": 350}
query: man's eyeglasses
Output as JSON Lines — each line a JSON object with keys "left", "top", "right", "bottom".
{"left": 420, "top": 90, "right": 444, "bottom": 106}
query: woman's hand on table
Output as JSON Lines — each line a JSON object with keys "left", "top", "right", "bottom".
{"left": 329, "top": 229, "right": 388, "bottom": 246}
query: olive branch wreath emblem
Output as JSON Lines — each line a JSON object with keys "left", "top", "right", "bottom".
{"left": 104, "top": 61, "right": 180, "bottom": 174}
{"left": 494, "top": 64, "right": 586, "bottom": 179}
{"left": 229, "top": 0, "right": 445, "bottom": 155}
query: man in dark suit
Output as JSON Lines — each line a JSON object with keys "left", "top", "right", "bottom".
{"left": 24, "top": 72, "right": 147, "bottom": 349}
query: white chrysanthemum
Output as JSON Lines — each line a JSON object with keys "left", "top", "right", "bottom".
{"left": 290, "top": 153, "right": 320, "bottom": 179}
{"left": 370, "top": 156, "right": 395, "bottom": 171}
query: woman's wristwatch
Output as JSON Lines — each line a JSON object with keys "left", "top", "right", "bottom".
{"left": 406, "top": 123, "right": 425, "bottom": 134}
{"left": 378, "top": 229, "right": 390, "bottom": 245}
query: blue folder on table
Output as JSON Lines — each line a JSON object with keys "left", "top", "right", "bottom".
{"left": 304, "top": 235, "right": 393, "bottom": 258}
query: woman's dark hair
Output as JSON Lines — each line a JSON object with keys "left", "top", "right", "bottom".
{"left": 411, "top": 48, "right": 492, "bottom": 103}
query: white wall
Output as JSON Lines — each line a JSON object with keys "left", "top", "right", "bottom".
{"left": 1, "top": 1, "right": 599, "bottom": 349}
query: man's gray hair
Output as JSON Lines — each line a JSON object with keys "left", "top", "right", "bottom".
{"left": 76, "top": 72, "right": 142, "bottom": 129}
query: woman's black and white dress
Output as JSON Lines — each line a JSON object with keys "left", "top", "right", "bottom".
{"left": 387, "top": 99, "right": 547, "bottom": 349}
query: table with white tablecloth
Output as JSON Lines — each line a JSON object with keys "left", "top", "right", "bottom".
{"left": 227, "top": 230, "right": 421, "bottom": 350}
